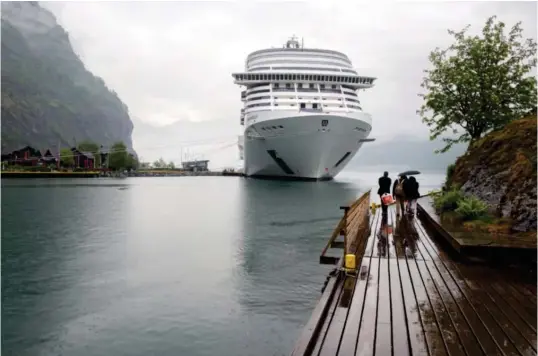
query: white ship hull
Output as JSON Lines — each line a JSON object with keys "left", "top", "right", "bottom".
{"left": 242, "top": 110, "right": 372, "bottom": 180}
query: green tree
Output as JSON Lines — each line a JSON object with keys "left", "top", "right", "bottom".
{"left": 77, "top": 140, "right": 101, "bottom": 166}
{"left": 126, "top": 154, "right": 139, "bottom": 170}
{"left": 108, "top": 141, "right": 128, "bottom": 170}
{"left": 153, "top": 157, "right": 166, "bottom": 169}
{"left": 60, "top": 148, "right": 74, "bottom": 166}
{"left": 418, "top": 16, "right": 537, "bottom": 153}
{"left": 167, "top": 161, "right": 175, "bottom": 169}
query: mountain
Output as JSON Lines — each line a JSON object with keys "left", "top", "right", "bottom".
{"left": 348, "top": 135, "right": 467, "bottom": 173}
{"left": 1, "top": 1, "right": 134, "bottom": 154}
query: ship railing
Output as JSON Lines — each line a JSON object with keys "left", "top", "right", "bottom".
{"left": 299, "top": 107, "right": 323, "bottom": 113}
{"left": 272, "top": 88, "right": 296, "bottom": 92}
{"left": 319, "top": 88, "right": 342, "bottom": 94}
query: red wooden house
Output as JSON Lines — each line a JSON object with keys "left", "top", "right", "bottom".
{"left": 71, "top": 148, "right": 95, "bottom": 169}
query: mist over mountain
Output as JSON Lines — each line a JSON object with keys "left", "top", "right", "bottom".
{"left": 132, "top": 118, "right": 239, "bottom": 167}
{"left": 348, "top": 135, "right": 467, "bottom": 173}
{"left": 1, "top": 1, "right": 134, "bottom": 153}
{"left": 132, "top": 118, "right": 465, "bottom": 172}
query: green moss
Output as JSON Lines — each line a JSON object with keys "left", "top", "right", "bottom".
{"left": 449, "top": 116, "right": 537, "bottom": 188}
{"left": 433, "top": 189, "right": 465, "bottom": 212}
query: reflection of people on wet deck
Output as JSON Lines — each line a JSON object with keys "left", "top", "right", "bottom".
{"left": 377, "top": 217, "right": 390, "bottom": 257}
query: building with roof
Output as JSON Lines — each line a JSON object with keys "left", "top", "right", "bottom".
{"left": 181, "top": 160, "right": 209, "bottom": 172}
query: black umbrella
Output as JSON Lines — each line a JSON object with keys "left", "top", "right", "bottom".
{"left": 398, "top": 170, "right": 421, "bottom": 176}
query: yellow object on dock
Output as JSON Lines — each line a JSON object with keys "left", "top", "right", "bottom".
{"left": 344, "top": 254, "right": 356, "bottom": 270}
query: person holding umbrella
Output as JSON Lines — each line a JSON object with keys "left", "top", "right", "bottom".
{"left": 405, "top": 176, "right": 420, "bottom": 216}
{"left": 398, "top": 170, "right": 421, "bottom": 216}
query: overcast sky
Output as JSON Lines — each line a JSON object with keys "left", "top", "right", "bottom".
{"left": 42, "top": 1, "right": 536, "bottom": 165}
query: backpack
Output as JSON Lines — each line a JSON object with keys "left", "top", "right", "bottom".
{"left": 395, "top": 179, "right": 405, "bottom": 196}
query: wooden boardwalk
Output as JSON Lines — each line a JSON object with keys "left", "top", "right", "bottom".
{"left": 291, "top": 203, "right": 537, "bottom": 356}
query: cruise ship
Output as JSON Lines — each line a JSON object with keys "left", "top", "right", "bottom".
{"left": 232, "top": 36, "right": 376, "bottom": 180}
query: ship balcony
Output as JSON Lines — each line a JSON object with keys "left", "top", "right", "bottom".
{"left": 319, "top": 88, "right": 342, "bottom": 93}
{"left": 272, "top": 87, "right": 296, "bottom": 92}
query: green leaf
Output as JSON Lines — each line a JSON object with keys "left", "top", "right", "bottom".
{"left": 418, "top": 16, "right": 537, "bottom": 154}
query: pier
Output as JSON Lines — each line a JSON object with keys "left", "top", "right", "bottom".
{"left": 291, "top": 192, "right": 536, "bottom": 356}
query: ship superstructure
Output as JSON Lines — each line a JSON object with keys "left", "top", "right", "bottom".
{"left": 232, "top": 36, "right": 376, "bottom": 180}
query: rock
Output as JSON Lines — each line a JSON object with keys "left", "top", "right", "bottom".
{"left": 449, "top": 116, "right": 537, "bottom": 233}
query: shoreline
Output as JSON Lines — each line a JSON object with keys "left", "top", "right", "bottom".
{"left": 0, "top": 171, "right": 245, "bottom": 179}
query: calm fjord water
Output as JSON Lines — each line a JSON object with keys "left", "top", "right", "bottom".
{"left": 2, "top": 172, "right": 443, "bottom": 356}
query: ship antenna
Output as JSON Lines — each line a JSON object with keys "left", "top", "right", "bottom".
{"left": 301, "top": 37, "right": 304, "bottom": 50}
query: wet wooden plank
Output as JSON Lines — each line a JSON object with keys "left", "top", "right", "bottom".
{"left": 386, "top": 212, "right": 410, "bottom": 356}
{"left": 374, "top": 225, "right": 392, "bottom": 356}
{"left": 391, "top": 211, "right": 429, "bottom": 356}
{"left": 460, "top": 267, "right": 537, "bottom": 356}
{"left": 412, "top": 220, "right": 485, "bottom": 356}
{"left": 318, "top": 276, "right": 356, "bottom": 356}
{"left": 412, "top": 220, "right": 518, "bottom": 356}
{"left": 457, "top": 271, "right": 523, "bottom": 356}
{"left": 413, "top": 219, "right": 509, "bottom": 356}
{"left": 406, "top": 259, "right": 448, "bottom": 356}
{"left": 419, "top": 257, "right": 502, "bottom": 355}
{"left": 354, "top": 256, "right": 380, "bottom": 356}
{"left": 311, "top": 282, "right": 345, "bottom": 356}
{"left": 489, "top": 282, "right": 537, "bottom": 332}
{"left": 388, "top": 259, "right": 410, "bottom": 356}
{"left": 423, "top": 261, "right": 485, "bottom": 356}
{"left": 335, "top": 209, "right": 381, "bottom": 355}
{"left": 414, "top": 258, "right": 467, "bottom": 356}
{"left": 506, "top": 280, "right": 538, "bottom": 305}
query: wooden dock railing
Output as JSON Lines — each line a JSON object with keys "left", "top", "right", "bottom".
{"left": 319, "top": 190, "right": 371, "bottom": 268}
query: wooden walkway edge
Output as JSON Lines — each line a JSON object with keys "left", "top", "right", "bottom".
{"left": 291, "top": 194, "right": 537, "bottom": 356}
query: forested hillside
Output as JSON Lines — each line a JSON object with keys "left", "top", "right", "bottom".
{"left": 1, "top": 1, "right": 135, "bottom": 153}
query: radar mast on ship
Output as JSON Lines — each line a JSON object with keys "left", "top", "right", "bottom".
{"left": 284, "top": 35, "right": 303, "bottom": 49}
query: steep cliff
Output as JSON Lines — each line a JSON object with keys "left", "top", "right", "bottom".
{"left": 448, "top": 113, "right": 537, "bottom": 232}
{"left": 1, "top": 2, "right": 135, "bottom": 153}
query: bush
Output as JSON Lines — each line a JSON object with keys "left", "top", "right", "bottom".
{"left": 433, "top": 189, "right": 465, "bottom": 212}
{"left": 455, "top": 196, "right": 489, "bottom": 221}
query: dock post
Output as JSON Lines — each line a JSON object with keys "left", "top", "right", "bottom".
{"left": 340, "top": 206, "right": 350, "bottom": 262}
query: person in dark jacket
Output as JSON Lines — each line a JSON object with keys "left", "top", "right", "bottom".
{"left": 404, "top": 176, "right": 420, "bottom": 215}
{"left": 392, "top": 174, "right": 407, "bottom": 217}
{"left": 377, "top": 171, "right": 391, "bottom": 215}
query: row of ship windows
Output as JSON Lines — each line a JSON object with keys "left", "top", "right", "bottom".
{"left": 248, "top": 83, "right": 358, "bottom": 91}
{"left": 246, "top": 84, "right": 357, "bottom": 95}
{"left": 247, "top": 96, "right": 360, "bottom": 104}
{"left": 248, "top": 59, "right": 352, "bottom": 69}
{"left": 247, "top": 51, "right": 351, "bottom": 65}
{"left": 249, "top": 66, "right": 357, "bottom": 74}
{"left": 245, "top": 102, "right": 362, "bottom": 110}
{"left": 236, "top": 73, "right": 373, "bottom": 85}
